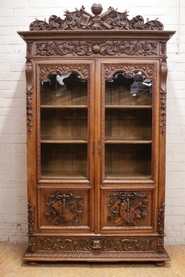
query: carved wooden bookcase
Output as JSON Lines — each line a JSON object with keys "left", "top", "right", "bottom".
{"left": 18, "top": 4, "right": 175, "bottom": 263}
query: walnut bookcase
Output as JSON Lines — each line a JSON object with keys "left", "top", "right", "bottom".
{"left": 18, "top": 3, "right": 175, "bottom": 263}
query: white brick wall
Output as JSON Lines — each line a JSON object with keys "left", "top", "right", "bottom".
{"left": 0, "top": 0, "right": 184, "bottom": 244}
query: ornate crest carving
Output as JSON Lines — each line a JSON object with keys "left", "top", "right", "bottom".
{"left": 26, "top": 59, "right": 33, "bottom": 132}
{"left": 107, "top": 192, "right": 148, "bottom": 226}
{"left": 45, "top": 191, "right": 83, "bottom": 226}
{"left": 30, "top": 4, "right": 163, "bottom": 31}
{"left": 35, "top": 40, "right": 158, "bottom": 57}
{"left": 39, "top": 237, "right": 153, "bottom": 252}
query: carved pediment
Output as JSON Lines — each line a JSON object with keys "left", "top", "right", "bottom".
{"left": 30, "top": 3, "right": 164, "bottom": 31}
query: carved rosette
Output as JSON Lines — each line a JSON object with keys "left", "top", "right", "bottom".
{"left": 45, "top": 191, "right": 83, "bottom": 226}
{"left": 35, "top": 40, "right": 158, "bottom": 57}
{"left": 26, "top": 59, "right": 33, "bottom": 132}
{"left": 107, "top": 192, "right": 148, "bottom": 226}
{"left": 158, "top": 202, "right": 165, "bottom": 234}
{"left": 29, "top": 5, "right": 163, "bottom": 31}
{"left": 39, "top": 64, "right": 89, "bottom": 81}
{"left": 39, "top": 237, "right": 154, "bottom": 252}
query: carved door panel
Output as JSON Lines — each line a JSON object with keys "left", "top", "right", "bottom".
{"left": 98, "top": 60, "right": 159, "bottom": 232}
{"left": 36, "top": 61, "right": 95, "bottom": 232}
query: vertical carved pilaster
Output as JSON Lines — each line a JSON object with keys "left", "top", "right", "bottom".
{"left": 160, "top": 59, "right": 167, "bottom": 133}
{"left": 157, "top": 236, "right": 164, "bottom": 253}
{"left": 158, "top": 201, "right": 165, "bottom": 234}
{"left": 26, "top": 59, "right": 33, "bottom": 132}
{"left": 28, "top": 236, "right": 36, "bottom": 253}
{"left": 28, "top": 202, "right": 34, "bottom": 234}
{"left": 28, "top": 202, "right": 36, "bottom": 253}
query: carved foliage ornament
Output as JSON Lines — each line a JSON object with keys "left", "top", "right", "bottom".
{"left": 39, "top": 237, "right": 154, "bottom": 252}
{"left": 29, "top": 4, "right": 164, "bottom": 31}
{"left": 103, "top": 64, "right": 153, "bottom": 79}
{"left": 107, "top": 192, "right": 148, "bottom": 226}
{"left": 45, "top": 191, "right": 83, "bottom": 226}
{"left": 35, "top": 40, "right": 158, "bottom": 57}
{"left": 39, "top": 64, "right": 89, "bottom": 81}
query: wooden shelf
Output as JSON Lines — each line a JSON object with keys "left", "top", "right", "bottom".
{"left": 41, "top": 171, "right": 88, "bottom": 179}
{"left": 105, "top": 139, "right": 152, "bottom": 144}
{"left": 41, "top": 139, "right": 87, "bottom": 144}
{"left": 105, "top": 105, "right": 152, "bottom": 109}
{"left": 104, "top": 172, "right": 152, "bottom": 180}
{"left": 40, "top": 105, "right": 88, "bottom": 109}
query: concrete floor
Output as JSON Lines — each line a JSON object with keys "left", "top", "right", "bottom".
{"left": 0, "top": 243, "right": 185, "bottom": 277}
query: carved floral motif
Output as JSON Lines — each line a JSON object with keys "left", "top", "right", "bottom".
{"left": 35, "top": 40, "right": 158, "bottom": 57}
{"left": 45, "top": 191, "right": 83, "bottom": 226}
{"left": 39, "top": 237, "right": 153, "bottom": 252}
{"left": 29, "top": 5, "right": 163, "bottom": 31}
{"left": 107, "top": 192, "right": 148, "bottom": 226}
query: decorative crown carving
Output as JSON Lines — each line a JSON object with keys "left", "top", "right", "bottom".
{"left": 29, "top": 3, "right": 164, "bottom": 31}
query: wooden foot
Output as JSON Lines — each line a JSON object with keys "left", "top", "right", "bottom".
{"left": 154, "top": 261, "right": 165, "bottom": 267}
{"left": 28, "top": 261, "right": 38, "bottom": 265}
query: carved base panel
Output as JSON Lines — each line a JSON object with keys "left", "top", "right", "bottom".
{"left": 23, "top": 235, "right": 170, "bottom": 262}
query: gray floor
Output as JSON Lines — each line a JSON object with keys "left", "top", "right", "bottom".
{"left": 0, "top": 243, "right": 185, "bottom": 276}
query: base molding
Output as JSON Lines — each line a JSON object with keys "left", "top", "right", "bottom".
{"left": 23, "top": 235, "right": 170, "bottom": 263}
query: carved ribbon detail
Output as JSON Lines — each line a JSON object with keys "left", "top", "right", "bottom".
{"left": 45, "top": 191, "right": 83, "bottom": 226}
{"left": 30, "top": 4, "right": 163, "bottom": 31}
{"left": 107, "top": 192, "right": 148, "bottom": 226}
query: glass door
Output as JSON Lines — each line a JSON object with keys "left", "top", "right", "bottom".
{"left": 37, "top": 64, "right": 93, "bottom": 181}
{"left": 103, "top": 67, "right": 153, "bottom": 180}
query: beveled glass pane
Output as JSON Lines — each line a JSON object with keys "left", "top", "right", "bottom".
{"left": 40, "top": 71, "right": 88, "bottom": 180}
{"left": 105, "top": 144, "right": 151, "bottom": 179}
{"left": 41, "top": 72, "right": 87, "bottom": 106}
{"left": 104, "top": 70, "right": 152, "bottom": 180}
{"left": 41, "top": 143, "right": 87, "bottom": 179}
{"left": 105, "top": 71, "right": 152, "bottom": 106}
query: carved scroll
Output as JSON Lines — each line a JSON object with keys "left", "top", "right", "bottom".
{"left": 44, "top": 191, "right": 83, "bottom": 226}
{"left": 29, "top": 4, "right": 164, "bottom": 31}
{"left": 107, "top": 192, "right": 148, "bottom": 226}
{"left": 26, "top": 59, "right": 33, "bottom": 132}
